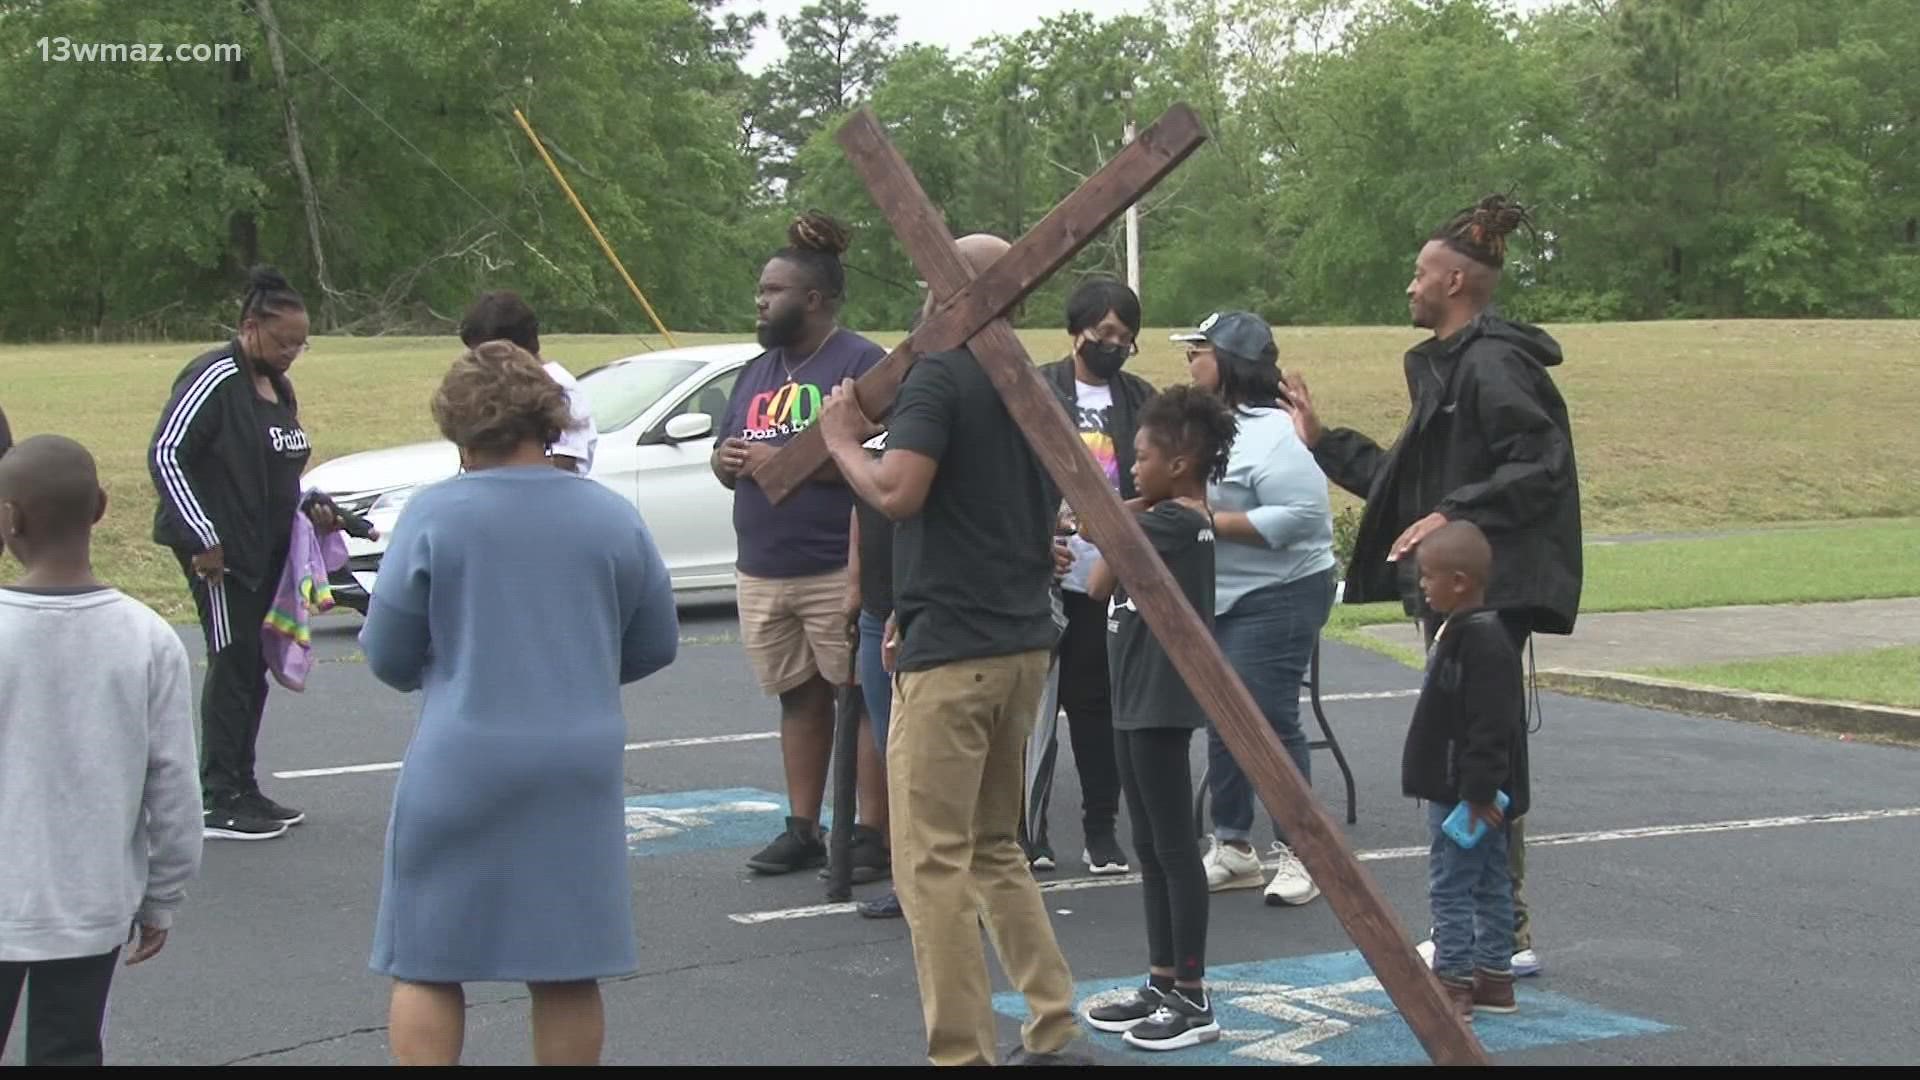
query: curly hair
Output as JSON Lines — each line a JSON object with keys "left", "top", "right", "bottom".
{"left": 430, "top": 340, "right": 572, "bottom": 456}
{"left": 1432, "top": 193, "right": 1533, "bottom": 269}
{"left": 771, "top": 209, "right": 854, "bottom": 303}
{"left": 1138, "top": 384, "right": 1238, "bottom": 485}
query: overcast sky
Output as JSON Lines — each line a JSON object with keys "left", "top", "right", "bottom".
{"left": 722, "top": 0, "right": 1565, "bottom": 72}
{"left": 722, "top": 0, "right": 1155, "bottom": 72}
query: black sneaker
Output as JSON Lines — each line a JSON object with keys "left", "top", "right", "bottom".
{"left": 239, "top": 789, "right": 305, "bottom": 827}
{"left": 857, "top": 890, "right": 903, "bottom": 919}
{"left": 1084, "top": 983, "right": 1165, "bottom": 1033}
{"left": 204, "top": 801, "right": 289, "bottom": 841}
{"left": 1084, "top": 833, "right": 1130, "bottom": 876}
{"left": 817, "top": 824, "right": 891, "bottom": 883}
{"left": 746, "top": 816, "right": 826, "bottom": 874}
{"left": 1122, "top": 988, "right": 1221, "bottom": 1052}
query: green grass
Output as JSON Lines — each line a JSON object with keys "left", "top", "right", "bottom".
{"left": 1582, "top": 520, "right": 1920, "bottom": 612}
{"left": 1320, "top": 518, "right": 1920, "bottom": 662}
{"left": 2, "top": 319, "right": 1918, "bottom": 621}
{"left": 1643, "top": 646, "right": 1920, "bottom": 710}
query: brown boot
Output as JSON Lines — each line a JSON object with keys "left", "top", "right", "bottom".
{"left": 1438, "top": 975, "right": 1475, "bottom": 1023}
{"left": 1473, "top": 968, "right": 1518, "bottom": 1014}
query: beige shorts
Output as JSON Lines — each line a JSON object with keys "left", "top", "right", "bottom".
{"left": 737, "top": 569, "right": 853, "bottom": 695}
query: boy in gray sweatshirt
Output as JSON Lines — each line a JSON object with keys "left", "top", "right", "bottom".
{"left": 0, "top": 435, "right": 204, "bottom": 1065}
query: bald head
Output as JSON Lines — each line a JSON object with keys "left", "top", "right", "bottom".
{"left": 956, "top": 232, "right": 1010, "bottom": 273}
{"left": 920, "top": 233, "right": 1013, "bottom": 321}
{"left": 0, "top": 434, "right": 105, "bottom": 548}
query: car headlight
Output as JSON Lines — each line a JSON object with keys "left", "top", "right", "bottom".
{"left": 371, "top": 486, "right": 418, "bottom": 515}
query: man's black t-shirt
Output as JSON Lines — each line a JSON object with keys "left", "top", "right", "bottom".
{"left": 887, "top": 348, "right": 1056, "bottom": 672}
{"left": 1106, "top": 500, "right": 1215, "bottom": 730}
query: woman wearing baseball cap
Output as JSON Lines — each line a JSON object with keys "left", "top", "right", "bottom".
{"left": 1176, "top": 311, "right": 1338, "bottom": 908}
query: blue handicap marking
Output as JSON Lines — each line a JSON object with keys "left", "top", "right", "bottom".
{"left": 624, "top": 787, "right": 830, "bottom": 858}
{"left": 994, "top": 950, "right": 1670, "bottom": 1065}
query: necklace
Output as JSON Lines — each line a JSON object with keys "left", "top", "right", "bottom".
{"left": 780, "top": 326, "right": 839, "bottom": 383}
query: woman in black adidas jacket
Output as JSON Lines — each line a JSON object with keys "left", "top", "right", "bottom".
{"left": 148, "top": 266, "right": 337, "bottom": 841}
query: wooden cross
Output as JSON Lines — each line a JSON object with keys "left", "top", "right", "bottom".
{"left": 762, "top": 104, "right": 1488, "bottom": 1067}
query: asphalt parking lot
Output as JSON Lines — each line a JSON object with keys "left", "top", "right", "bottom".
{"left": 32, "top": 604, "right": 1919, "bottom": 1066}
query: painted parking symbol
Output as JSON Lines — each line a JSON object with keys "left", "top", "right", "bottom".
{"left": 994, "top": 950, "right": 1670, "bottom": 1065}
{"left": 623, "top": 787, "right": 825, "bottom": 858}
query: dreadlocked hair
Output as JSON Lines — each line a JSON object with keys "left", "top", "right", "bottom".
{"left": 1138, "top": 385, "right": 1239, "bottom": 486}
{"left": 773, "top": 210, "right": 853, "bottom": 303}
{"left": 1432, "top": 193, "right": 1532, "bottom": 269}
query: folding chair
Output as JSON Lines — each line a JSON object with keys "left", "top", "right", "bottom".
{"left": 1193, "top": 633, "right": 1359, "bottom": 839}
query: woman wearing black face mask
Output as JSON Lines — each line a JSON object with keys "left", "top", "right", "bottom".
{"left": 1029, "top": 278, "right": 1156, "bottom": 877}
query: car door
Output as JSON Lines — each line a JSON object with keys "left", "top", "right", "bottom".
{"left": 629, "top": 365, "right": 742, "bottom": 590}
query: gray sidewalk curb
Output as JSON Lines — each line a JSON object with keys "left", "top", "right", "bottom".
{"left": 1538, "top": 669, "right": 1920, "bottom": 745}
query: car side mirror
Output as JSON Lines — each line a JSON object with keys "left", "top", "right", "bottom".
{"left": 650, "top": 412, "right": 713, "bottom": 445}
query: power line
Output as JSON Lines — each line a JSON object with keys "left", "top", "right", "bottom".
{"left": 235, "top": 0, "right": 655, "bottom": 344}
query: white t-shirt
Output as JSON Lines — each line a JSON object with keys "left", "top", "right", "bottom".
{"left": 1061, "top": 380, "right": 1119, "bottom": 595}
{"left": 543, "top": 361, "right": 600, "bottom": 471}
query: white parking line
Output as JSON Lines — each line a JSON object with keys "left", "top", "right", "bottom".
{"left": 271, "top": 691, "right": 1421, "bottom": 781}
{"left": 726, "top": 805, "right": 1920, "bottom": 924}
{"left": 273, "top": 731, "right": 781, "bottom": 779}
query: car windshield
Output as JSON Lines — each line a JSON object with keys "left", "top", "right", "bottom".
{"left": 578, "top": 358, "right": 703, "bottom": 433}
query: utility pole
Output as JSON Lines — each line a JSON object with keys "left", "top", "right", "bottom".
{"left": 1121, "top": 90, "right": 1140, "bottom": 301}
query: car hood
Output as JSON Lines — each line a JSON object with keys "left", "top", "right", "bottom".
{"left": 303, "top": 439, "right": 460, "bottom": 499}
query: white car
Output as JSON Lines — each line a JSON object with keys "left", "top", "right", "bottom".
{"left": 303, "top": 342, "right": 757, "bottom": 612}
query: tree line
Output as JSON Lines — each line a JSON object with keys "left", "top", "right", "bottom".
{"left": 2, "top": 0, "right": 1915, "bottom": 341}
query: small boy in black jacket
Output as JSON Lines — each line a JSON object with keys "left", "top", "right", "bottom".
{"left": 1402, "top": 520, "right": 1529, "bottom": 1021}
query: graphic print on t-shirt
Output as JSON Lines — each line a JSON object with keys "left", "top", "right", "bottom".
{"left": 268, "top": 424, "right": 311, "bottom": 455}
{"left": 1073, "top": 381, "right": 1120, "bottom": 488}
{"left": 1061, "top": 381, "right": 1119, "bottom": 595}
{"left": 741, "top": 379, "right": 824, "bottom": 442}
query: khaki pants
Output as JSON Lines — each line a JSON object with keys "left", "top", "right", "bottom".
{"left": 888, "top": 649, "right": 1079, "bottom": 1066}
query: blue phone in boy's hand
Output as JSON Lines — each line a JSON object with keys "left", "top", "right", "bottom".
{"left": 1442, "top": 790, "right": 1511, "bottom": 849}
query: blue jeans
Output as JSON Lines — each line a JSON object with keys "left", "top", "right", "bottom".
{"left": 1206, "top": 569, "right": 1335, "bottom": 845}
{"left": 1426, "top": 800, "right": 1515, "bottom": 979}
{"left": 857, "top": 610, "right": 892, "bottom": 753}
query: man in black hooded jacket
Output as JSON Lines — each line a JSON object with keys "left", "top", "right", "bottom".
{"left": 1283, "top": 194, "right": 1580, "bottom": 978}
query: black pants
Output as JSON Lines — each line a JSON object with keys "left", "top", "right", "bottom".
{"left": 1039, "top": 591, "right": 1121, "bottom": 839}
{"left": 177, "top": 551, "right": 281, "bottom": 803}
{"left": 0, "top": 949, "right": 121, "bottom": 1066}
{"left": 1115, "top": 728, "right": 1209, "bottom": 982}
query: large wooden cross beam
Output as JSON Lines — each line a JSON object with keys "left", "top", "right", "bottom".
{"left": 785, "top": 106, "right": 1488, "bottom": 1067}
{"left": 752, "top": 104, "right": 1208, "bottom": 504}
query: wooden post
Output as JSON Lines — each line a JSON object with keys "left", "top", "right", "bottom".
{"left": 752, "top": 104, "right": 1207, "bottom": 505}
{"left": 824, "top": 107, "right": 1490, "bottom": 1067}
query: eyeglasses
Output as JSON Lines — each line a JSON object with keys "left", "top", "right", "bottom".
{"left": 1084, "top": 335, "right": 1140, "bottom": 357}
{"left": 255, "top": 323, "right": 309, "bottom": 358}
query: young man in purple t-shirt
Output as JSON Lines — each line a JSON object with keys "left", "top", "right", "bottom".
{"left": 712, "top": 214, "right": 888, "bottom": 877}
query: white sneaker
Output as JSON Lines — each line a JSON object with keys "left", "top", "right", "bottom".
{"left": 1262, "top": 843, "right": 1320, "bottom": 906}
{"left": 1512, "top": 948, "right": 1542, "bottom": 977}
{"left": 1202, "top": 836, "right": 1264, "bottom": 891}
{"left": 1414, "top": 937, "right": 1541, "bottom": 977}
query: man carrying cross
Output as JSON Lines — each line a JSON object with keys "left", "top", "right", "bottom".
{"left": 763, "top": 102, "right": 1488, "bottom": 1066}
{"left": 817, "top": 234, "right": 1089, "bottom": 1068}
